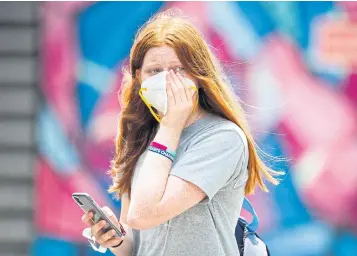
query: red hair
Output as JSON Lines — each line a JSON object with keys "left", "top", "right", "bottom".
{"left": 108, "top": 11, "right": 281, "bottom": 198}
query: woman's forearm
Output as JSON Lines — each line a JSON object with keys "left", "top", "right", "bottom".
{"left": 109, "top": 224, "right": 133, "bottom": 256}
{"left": 128, "top": 125, "right": 181, "bottom": 226}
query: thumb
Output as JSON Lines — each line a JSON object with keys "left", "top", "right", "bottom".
{"left": 101, "top": 206, "right": 119, "bottom": 225}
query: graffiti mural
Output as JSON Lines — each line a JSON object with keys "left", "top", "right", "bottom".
{"left": 32, "top": 2, "right": 357, "bottom": 256}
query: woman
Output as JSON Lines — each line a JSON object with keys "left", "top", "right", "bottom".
{"left": 81, "top": 11, "right": 280, "bottom": 256}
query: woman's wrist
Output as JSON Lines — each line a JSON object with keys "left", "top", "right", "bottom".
{"left": 109, "top": 224, "right": 133, "bottom": 256}
{"left": 109, "top": 245, "right": 123, "bottom": 256}
{"left": 155, "top": 124, "right": 182, "bottom": 151}
{"left": 108, "top": 239, "right": 127, "bottom": 256}
{"left": 160, "top": 117, "right": 185, "bottom": 133}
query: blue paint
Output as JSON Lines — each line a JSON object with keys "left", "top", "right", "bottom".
{"left": 77, "top": 2, "right": 164, "bottom": 68}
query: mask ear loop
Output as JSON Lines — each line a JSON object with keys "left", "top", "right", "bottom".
{"left": 139, "top": 88, "right": 162, "bottom": 123}
{"left": 190, "top": 86, "right": 199, "bottom": 113}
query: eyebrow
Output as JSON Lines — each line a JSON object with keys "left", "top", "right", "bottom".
{"left": 168, "top": 60, "right": 181, "bottom": 65}
{"left": 145, "top": 62, "right": 183, "bottom": 68}
{"left": 146, "top": 57, "right": 181, "bottom": 65}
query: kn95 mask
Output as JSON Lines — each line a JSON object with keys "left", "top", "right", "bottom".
{"left": 139, "top": 71, "right": 198, "bottom": 123}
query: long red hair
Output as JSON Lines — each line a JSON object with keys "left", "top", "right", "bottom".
{"left": 108, "top": 11, "right": 281, "bottom": 198}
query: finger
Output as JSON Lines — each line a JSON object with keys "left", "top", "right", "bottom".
{"left": 91, "top": 220, "right": 106, "bottom": 237}
{"left": 102, "top": 206, "right": 122, "bottom": 233}
{"left": 166, "top": 73, "right": 176, "bottom": 106}
{"left": 170, "top": 69, "right": 186, "bottom": 102}
{"left": 101, "top": 237, "right": 124, "bottom": 249}
{"left": 96, "top": 228, "right": 117, "bottom": 244}
{"left": 174, "top": 71, "right": 189, "bottom": 102}
{"left": 169, "top": 70, "right": 181, "bottom": 103}
{"left": 101, "top": 206, "right": 118, "bottom": 224}
{"left": 101, "top": 206, "right": 114, "bottom": 218}
{"left": 176, "top": 72, "right": 191, "bottom": 102}
{"left": 82, "top": 211, "right": 94, "bottom": 227}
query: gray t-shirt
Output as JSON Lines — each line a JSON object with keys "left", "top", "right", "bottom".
{"left": 130, "top": 113, "right": 249, "bottom": 256}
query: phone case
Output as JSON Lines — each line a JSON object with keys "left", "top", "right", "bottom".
{"left": 72, "top": 192, "right": 126, "bottom": 237}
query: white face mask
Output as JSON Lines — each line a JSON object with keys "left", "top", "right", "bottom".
{"left": 139, "top": 71, "right": 198, "bottom": 122}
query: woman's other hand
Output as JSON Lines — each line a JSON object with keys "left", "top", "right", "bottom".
{"left": 161, "top": 69, "right": 197, "bottom": 131}
{"left": 81, "top": 206, "right": 125, "bottom": 249}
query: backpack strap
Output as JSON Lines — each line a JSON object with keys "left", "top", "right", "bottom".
{"left": 242, "top": 197, "right": 259, "bottom": 233}
{"left": 234, "top": 127, "right": 260, "bottom": 233}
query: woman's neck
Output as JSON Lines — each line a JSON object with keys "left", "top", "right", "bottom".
{"left": 184, "top": 106, "right": 206, "bottom": 128}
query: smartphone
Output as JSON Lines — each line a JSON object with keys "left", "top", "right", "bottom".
{"left": 72, "top": 192, "right": 126, "bottom": 237}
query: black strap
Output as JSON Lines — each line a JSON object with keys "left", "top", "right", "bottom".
{"left": 111, "top": 240, "right": 123, "bottom": 248}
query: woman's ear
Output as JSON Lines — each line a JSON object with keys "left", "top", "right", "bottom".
{"left": 135, "top": 69, "right": 142, "bottom": 83}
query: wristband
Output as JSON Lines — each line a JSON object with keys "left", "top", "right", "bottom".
{"left": 150, "top": 141, "right": 177, "bottom": 158}
{"left": 148, "top": 145, "right": 175, "bottom": 162}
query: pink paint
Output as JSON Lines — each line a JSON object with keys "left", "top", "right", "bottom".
{"left": 247, "top": 37, "right": 357, "bottom": 228}
{"left": 41, "top": 4, "right": 80, "bottom": 137}
{"left": 164, "top": 2, "right": 210, "bottom": 35}
{"left": 343, "top": 73, "right": 357, "bottom": 106}
{"left": 263, "top": 37, "right": 357, "bottom": 152}
{"left": 302, "top": 141, "right": 357, "bottom": 228}
{"left": 35, "top": 157, "right": 115, "bottom": 241}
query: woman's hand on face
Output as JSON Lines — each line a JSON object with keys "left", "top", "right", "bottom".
{"left": 81, "top": 206, "right": 125, "bottom": 249}
{"left": 161, "top": 69, "right": 196, "bottom": 131}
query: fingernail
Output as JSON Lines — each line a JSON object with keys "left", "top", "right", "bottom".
{"left": 111, "top": 230, "right": 116, "bottom": 235}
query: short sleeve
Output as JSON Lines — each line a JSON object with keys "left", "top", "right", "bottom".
{"left": 170, "top": 128, "right": 246, "bottom": 204}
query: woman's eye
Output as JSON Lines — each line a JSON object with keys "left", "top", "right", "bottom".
{"left": 149, "top": 68, "right": 162, "bottom": 75}
{"left": 174, "top": 67, "right": 185, "bottom": 73}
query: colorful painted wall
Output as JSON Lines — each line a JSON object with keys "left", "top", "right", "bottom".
{"left": 32, "top": 2, "right": 357, "bottom": 256}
